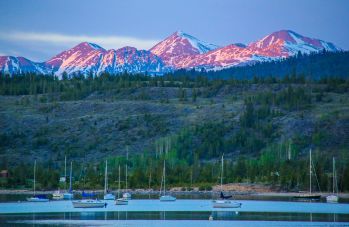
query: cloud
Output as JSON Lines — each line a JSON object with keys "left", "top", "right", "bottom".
{"left": 0, "top": 31, "right": 160, "bottom": 50}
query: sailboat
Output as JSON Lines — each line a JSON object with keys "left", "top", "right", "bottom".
{"left": 103, "top": 160, "right": 115, "bottom": 200}
{"left": 326, "top": 157, "right": 339, "bottom": 203}
{"left": 72, "top": 190, "right": 106, "bottom": 208}
{"left": 72, "top": 199, "right": 106, "bottom": 208}
{"left": 212, "top": 155, "right": 241, "bottom": 208}
{"left": 122, "top": 164, "right": 132, "bottom": 200}
{"left": 52, "top": 156, "right": 66, "bottom": 200}
{"left": 294, "top": 149, "right": 321, "bottom": 200}
{"left": 27, "top": 160, "right": 49, "bottom": 202}
{"left": 159, "top": 160, "right": 176, "bottom": 202}
{"left": 63, "top": 161, "right": 74, "bottom": 200}
{"left": 115, "top": 165, "right": 128, "bottom": 205}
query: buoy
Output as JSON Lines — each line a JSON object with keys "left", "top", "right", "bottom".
{"left": 209, "top": 215, "right": 213, "bottom": 221}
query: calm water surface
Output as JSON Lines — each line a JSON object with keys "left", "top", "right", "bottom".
{"left": 0, "top": 194, "right": 348, "bottom": 226}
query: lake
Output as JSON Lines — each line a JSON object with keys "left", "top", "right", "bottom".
{"left": 0, "top": 195, "right": 348, "bottom": 226}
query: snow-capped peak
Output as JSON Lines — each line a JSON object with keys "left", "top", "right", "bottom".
{"left": 174, "top": 30, "right": 219, "bottom": 54}
{"left": 248, "top": 29, "right": 341, "bottom": 57}
{"left": 73, "top": 42, "right": 106, "bottom": 51}
{"left": 0, "top": 30, "right": 342, "bottom": 76}
{"left": 150, "top": 31, "right": 219, "bottom": 66}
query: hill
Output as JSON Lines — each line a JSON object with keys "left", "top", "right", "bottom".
{"left": 0, "top": 74, "right": 349, "bottom": 192}
{"left": 170, "top": 51, "right": 349, "bottom": 79}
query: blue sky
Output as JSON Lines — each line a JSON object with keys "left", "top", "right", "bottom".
{"left": 0, "top": 0, "right": 348, "bottom": 61}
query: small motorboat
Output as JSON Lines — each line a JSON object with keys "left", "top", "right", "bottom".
{"left": 212, "top": 200, "right": 241, "bottom": 208}
{"left": 52, "top": 190, "right": 64, "bottom": 200}
{"left": 27, "top": 196, "right": 49, "bottom": 202}
{"left": 72, "top": 199, "right": 106, "bottom": 208}
{"left": 160, "top": 195, "right": 176, "bottom": 202}
{"left": 115, "top": 197, "right": 128, "bottom": 205}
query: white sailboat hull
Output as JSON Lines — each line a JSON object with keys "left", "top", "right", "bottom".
{"left": 326, "top": 195, "right": 339, "bottom": 203}
{"left": 103, "top": 193, "right": 115, "bottom": 200}
{"left": 115, "top": 198, "right": 129, "bottom": 205}
{"left": 212, "top": 200, "right": 241, "bottom": 208}
{"left": 72, "top": 200, "right": 106, "bottom": 208}
{"left": 123, "top": 192, "right": 132, "bottom": 200}
{"left": 63, "top": 193, "right": 74, "bottom": 200}
{"left": 52, "top": 191, "right": 64, "bottom": 200}
{"left": 160, "top": 195, "right": 176, "bottom": 201}
{"left": 26, "top": 197, "right": 49, "bottom": 202}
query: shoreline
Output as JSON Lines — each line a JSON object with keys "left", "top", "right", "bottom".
{"left": 1, "top": 189, "right": 349, "bottom": 198}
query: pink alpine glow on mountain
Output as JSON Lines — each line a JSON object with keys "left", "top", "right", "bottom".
{"left": 45, "top": 42, "right": 166, "bottom": 77}
{"left": 0, "top": 30, "right": 342, "bottom": 75}
{"left": 151, "top": 30, "right": 341, "bottom": 69}
{"left": 150, "top": 31, "right": 219, "bottom": 66}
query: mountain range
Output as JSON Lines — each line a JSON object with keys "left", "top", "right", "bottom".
{"left": 0, "top": 30, "right": 341, "bottom": 77}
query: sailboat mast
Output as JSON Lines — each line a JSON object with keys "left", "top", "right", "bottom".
{"left": 34, "top": 160, "right": 36, "bottom": 196}
{"left": 221, "top": 155, "right": 224, "bottom": 191}
{"left": 64, "top": 156, "right": 67, "bottom": 191}
{"left": 148, "top": 169, "right": 152, "bottom": 191}
{"left": 309, "top": 149, "right": 312, "bottom": 194}
{"left": 69, "top": 161, "right": 72, "bottom": 192}
{"left": 118, "top": 165, "right": 120, "bottom": 198}
{"left": 164, "top": 161, "right": 166, "bottom": 195}
{"left": 104, "top": 160, "right": 108, "bottom": 194}
{"left": 125, "top": 165, "right": 128, "bottom": 191}
{"left": 333, "top": 157, "right": 335, "bottom": 194}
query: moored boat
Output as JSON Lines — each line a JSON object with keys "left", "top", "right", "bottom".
{"left": 326, "top": 157, "right": 339, "bottom": 203}
{"left": 122, "top": 162, "right": 132, "bottom": 200}
{"left": 159, "top": 160, "right": 176, "bottom": 202}
{"left": 103, "top": 160, "right": 115, "bottom": 200}
{"left": 64, "top": 161, "right": 74, "bottom": 200}
{"left": 293, "top": 194, "right": 321, "bottom": 200}
{"left": 27, "top": 160, "right": 49, "bottom": 202}
{"left": 212, "top": 155, "right": 241, "bottom": 208}
{"left": 213, "top": 200, "right": 242, "bottom": 208}
{"left": 293, "top": 149, "right": 320, "bottom": 200}
{"left": 52, "top": 190, "right": 64, "bottom": 200}
{"left": 72, "top": 199, "right": 106, "bottom": 208}
{"left": 27, "top": 196, "right": 49, "bottom": 202}
{"left": 115, "top": 198, "right": 128, "bottom": 205}
{"left": 160, "top": 195, "right": 176, "bottom": 202}
{"left": 326, "top": 194, "right": 339, "bottom": 203}
{"left": 115, "top": 165, "right": 128, "bottom": 205}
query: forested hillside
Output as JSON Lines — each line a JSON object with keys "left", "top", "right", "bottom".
{"left": 170, "top": 51, "right": 349, "bottom": 79}
{"left": 1, "top": 62, "right": 349, "bottom": 192}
